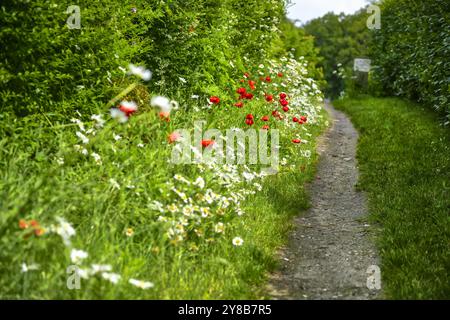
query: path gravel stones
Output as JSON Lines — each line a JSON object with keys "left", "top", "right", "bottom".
{"left": 267, "top": 101, "right": 382, "bottom": 300}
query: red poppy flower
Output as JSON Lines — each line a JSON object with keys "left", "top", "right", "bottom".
{"left": 245, "top": 93, "right": 254, "bottom": 100}
{"left": 246, "top": 114, "right": 254, "bottom": 120}
{"left": 201, "top": 139, "right": 215, "bottom": 148}
{"left": 292, "top": 139, "right": 302, "bottom": 144}
{"left": 237, "top": 87, "right": 246, "bottom": 95}
{"left": 159, "top": 112, "right": 170, "bottom": 122}
{"left": 277, "top": 72, "right": 283, "bottom": 77}
{"left": 265, "top": 94, "right": 274, "bottom": 102}
{"left": 34, "top": 228, "right": 45, "bottom": 237}
{"left": 280, "top": 99, "right": 289, "bottom": 107}
{"left": 261, "top": 115, "right": 269, "bottom": 122}
{"left": 245, "top": 119, "right": 254, "bottom": 126}
{"left": 300, "top": 116, "right": 308, "bottom": 123}
{"left": 29, "top": 220, "right": 39, "bottom": 228}
{"left": 265, "top": 76, "right": 271, "bottom": 83}
{"left": 119, "top": 101, "right": 138, "bottom": 117}
{"left": 279, "top": 92, "right": 287, "bottom": 100}
{"left": 293, "top": 117, "right": 299, "bottom": 123}
{"left": 272, "top": 110, "right": 280, "bottom": 117}
{"left": 248, "top": 80, "right": 256, "bottom": 90}
{"left": 262, "top": 125, "right": 269, "bottom": 130}
{"left": 282, "top": 106, "right": 290, "bottom": 112}
{"left": 210, "top": 96, "right": 220, "bottom": 104}
{"left": 234, "top": 102, "right": 244, "bottom": 108}
{"left": 19, "top": 219, "right": 28, "bottom": 229}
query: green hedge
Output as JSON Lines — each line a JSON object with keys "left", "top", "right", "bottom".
{"left": 371, "top": 0, "right": 450, "bottom": 121}
{"left": 0, "top": 0, "right": 298, "bottom": 118}
{"left": 0, "top": 0, "right": 324, "bottom": 121}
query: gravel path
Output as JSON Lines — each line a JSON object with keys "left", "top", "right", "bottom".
{"left": 267, "top": 101, "right": 382, "bottom": 300}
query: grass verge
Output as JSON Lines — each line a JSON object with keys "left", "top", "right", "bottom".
{"left": 334, "top": 95, "right": 450, "bottom": 299}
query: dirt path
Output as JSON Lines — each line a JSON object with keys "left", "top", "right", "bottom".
{"left": 267, "top": 101, "right": 382, "bottom": 300}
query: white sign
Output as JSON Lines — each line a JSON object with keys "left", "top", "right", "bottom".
{"left": 354, "top": 58, "right": 371, "bottom": 73}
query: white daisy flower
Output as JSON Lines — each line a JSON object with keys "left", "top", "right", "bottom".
{"left": 102, "top": 272, "right": 121, "bottom": 284}
{"left": 110, "top": 108, "right": 128, "bottom": 123}
{"left": 21, "top": 263, "right": 39, "bottom": 273}
{"left": 70, "top": 249, "right": 88, "bottom": 264}
{"left": 129, "top": 278, "right": 154, "bottom": 289}
{"left": 232, "top": 236, "right": 244, "bottom": 246}
{"left": 128, "top": 64, "right": 152, "bottom": 81}
{"left": 76, "top": 131, "right": 89, "bottom": 145}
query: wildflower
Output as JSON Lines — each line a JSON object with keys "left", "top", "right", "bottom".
{"left": 128, "top": 64, "right": 152, "bottom": 81}
{"left": 159, "top": 111, "right": 170, "bottom": 122}
{"left": 243, "top": 72, "right": 250, "bottom": 78}
{"left": 113, "top": 134, "right": 122, "bottom": 141}
{"left": 300, "top": 116, "right": 308, "bottom": 123}
{"left": 21, "top": 263, "right": 39, "bottom": 273}
{"left": 91, "top": 264, "right": 112, "bottom": 274}
{"left": 280, "top": 99, "right": 289, "bottom": 107}
{"left": 193, "top": 177, "right": 205, "bottom": 189}
{"left": 261, "top": 115, "right": 269, "bottom": 122}
{"left": 234, "top": 102, "right": 244, "bottom": 108}
{"left": 56, "top": 157, "right": 64, "bottom": 165}
{"left": 151, "top": 96, "right": 172, "bottom": 113}
{"left": 70, "top": 249, "right": 88, "bottom": 264}
{"left": 244, "top": 93, "right": 254, "bottom": 100}
{"left": 54, "top": 217, "right": 76, "bottom": 246}
{"left": 214, "top": 222, "right": 225, "bottom": 234}
{"left": 167, "top": 204, "right": 178, "bottom": 213}
{"left": 243, "top": 172, "right": 255, "bottom": 181}
{"left": 137, "top": 143, "right": 144, "bottom": 148}
{"left": 232, "top": 237, "right": 244, "bottom": 246}
{"left": 236, "top": 87, "right": 246, "bottom": 95}
{"left": 179, "top": 77, "right": 187, "bottom": 84}
{"left": 119, "top": 101, "right": 138, "bottom": 117}
{"left": 248, "top": 80, "right": 256, "bottom": 90}
{"left": 182, "top": 206, "right": 194, "bottom": 217}
{"left": 262, "top": 125, "right": 269, "bottom": 130}
{"left": 91, "top": 152, "right": 102, "bottom": 165}
{"left": 109, "top": 179, "right": 120, "bottom": 190}
{"left": 102, "top": 272, "right": 121, "bottom": 284}
{"left": 131, "top": 7, "right": 137, "bottom": 14}
{"left": 168, "top": 131, "right": 183, "bottom": 144}
{"left": 265, "top": 76, "right": 271, "bottom": 83}
{"left": 292, "top": 139, "right": 302, "bottom": 144}
{"left": 201, "top": 139, "right": 215, "bottom": 148}
{"left": 129, "top": 278, "right": 154, "bottom": 290}
{"left": 293, "top": 117, "right": 299, "bottom": 123}
{"left": 282, "top": 106, "right": 290, "bottom": 112}
{"left": 19, "top": 219, "right": 28, "bottom": 229}
{"left": 125, "top": 228, "right": 134, "bottom": 237}
{"left": 245, "top": 114, "right": 254, "bottom": 126}
{"left": 110, "top": 108, "right": 128, "bottom": 123}
{"left": 277, "top": 72, "right": 283, "bottom": 77}
{"left": 200, "top": 207, "right": 210, "bottom": 218}
{"left": 265, "top": 94, "right": 274, "bottom": 102}
{"left": 76, "top": 131, "right": 89, "bottom": 145}
{"left": 209, "top": 96, "right": 220, "bottom": 105}
{"left": 91, "top": 114, "right": 105, "bottom": 128}
{"left": 279, "top": 92, "right": 287, "bottom": 100}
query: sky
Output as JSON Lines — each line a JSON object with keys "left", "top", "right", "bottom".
{"left": 287, "top": 0, "right": 368, "bottom": 25}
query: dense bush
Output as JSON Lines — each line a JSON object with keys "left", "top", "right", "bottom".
{"left": 0, "top": 0, "right": 289, "bottom": 117}
{"left": 371, "top": 0, "right": 450, "bottom": 122}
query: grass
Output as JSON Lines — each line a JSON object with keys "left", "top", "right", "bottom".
{"left": 334, "top": 95, "right": 450, "bottom": 299}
